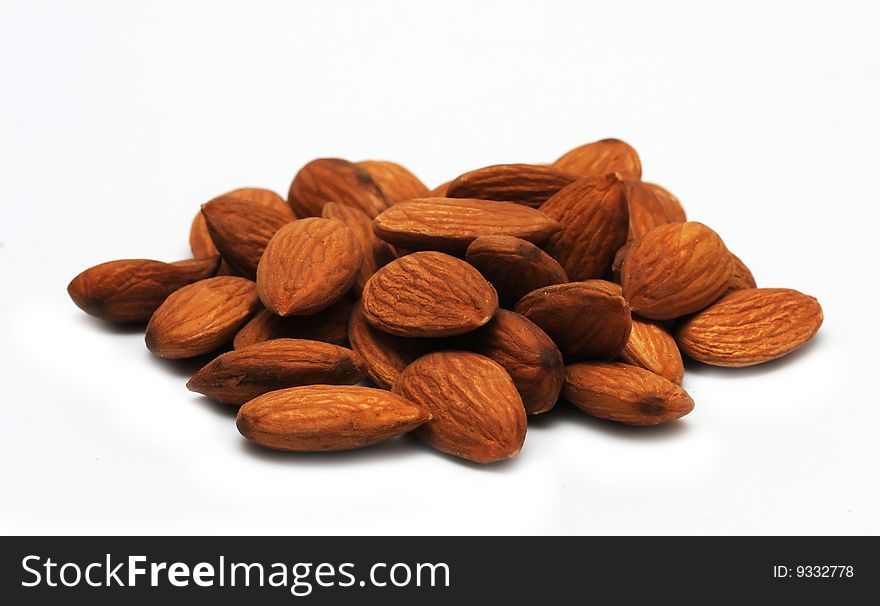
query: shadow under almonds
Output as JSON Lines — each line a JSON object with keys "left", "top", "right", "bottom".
{"left": 144, "top": 350, "right": 220, "bottom": 379}
{"left": 682, "top": 332, "right": 826, "bottom": 380}
{"left": 528, "top": 401, "right": 691, "bottom": 442}
{"left": 189, "top": 394, "right": 239, "bottom": 419}
{"left": 237, "top": 434, "right": 426, "bottom": 467}
{"left": 79, "top": 314, "right": 147, "bottom": 335}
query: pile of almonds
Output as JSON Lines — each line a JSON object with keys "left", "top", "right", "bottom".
{"left": 68, "top": 139, "right": 823, "bottom": 464}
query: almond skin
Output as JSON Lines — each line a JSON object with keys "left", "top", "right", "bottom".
{"left": 348, "top": 303, "right": 434, "bottom": 389}
{"left": 287, "top": 158, "right": 391, "bottom": 218}
{"left": 187, "top": 339, "right": 367, "bottom": 404}
{"left": 428, "top": 181, "right": 451, "bottom": 197}
{"left": 372, "top": 197, "right": 562, "bottom": 255}
{"left": 675, "top": 288, "right": 823, "bottom": 367}
{"left": 728, "top": 253, "right": 757, "bottom": 291}
{"left": 68, "top": 256, "right": 221, "bottom": 323}
{"left": 515, "top": 280, "right": 632, "bottom": 362}
{"left": 553, "top": 138, "right": 642, "bottom": 179}
{"left": 202, "top": 196, "right": 293, "bottom": 280}
{"left": 322, "top": 202, "right": 397, "bottom": 295}
{"left": 256, "top": 218, "right": 363, "bottom": 316}
{"left": 539, "top": 174, "right": 629, "bottom": 281}
{"left": 645, "top": 183, "right": 686, "bottom": 222}
{"left": 236, "top": 385, "right": 431, "bottom": 452}
{"left": 189, "top": 188, "right": 293, "bottom": 259}
{"left": 233, "top": 300, "right": 352, "bottom": 349}
{"left": 618, "top": 317, "right": 684, "bottom": 384}
{"left": 624, "top": 180, "right": 684, "bottom": 241}
{"left": 393, "top": 351, "right": 527, "bottom": 464}
{"left": 563, "top": 362, "right": 694, "bottom": 425}
{"left": 145, "top": 276, "right": 260, "bottom": 358}
{"left": 446, "top": 163, "right": 577, "bottom": 208}
{"left": 465, "top": 236, "right": 569, "bottom": 308}
{"left": 361, "top": 251, "right": 499, "bottom": 337}
{"left": 621, "top": 222, "right": 734, "bottom": 320}
{"left": 448, "top": 309, "right": 563, "bottom": 414}
{"left": 357, "top": 160, "right": 429, "bottom": 204}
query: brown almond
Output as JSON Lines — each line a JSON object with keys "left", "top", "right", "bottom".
{"left": 515, "top": 280, "right": 632, "bottom": 361}
{"left": 322, "top": 202, "right": 397, "bottom": 295}
{"left": 728, "top": 253, "right": 757, "bottom": 291}
{"left": 645, "top": 183, "right": 686, "bottom": 222}
{"left": 393, "top": 351, "right": 527, "bottom": 464}
{"left": 187, "top": 339, "right": 366, "bottom": 404}
{"left": 287, "top": 158, "right": 390, "bottom": 218}
{"left": 621, "top": 222, "right": 734, "bottom": 320}
{"left": 448, "top": 309, "right": 563, "bottom": 414}
{"left": 446, "top": 163, "right": 577, "bottom": 208}
{"left": 553, "top": 138, "right": 642, "bottom": 179}
{"left": 465, "top": 236, "right": 569, "bottom": 308}
{"left": 618, "top": 317, "right": 684, "bottom": 384}
{"left": 624, "top": 180, "right": 683, "bottom": 241}
{"left": 233, "top": 300, "right": 352, "bottom": 349}
{"left": 428, "top": 181, "right": 450, "bottom": 197}
{"left": 373, "top": 197, "right": 562, "bottom": 255}
{"left": 361, "top": 251, "right": 498, "bottom": 337}
{"left": 256, "top": 218, "right": 363, "bottom": 316}
{"left": 610, "top": 242, "right": 631, "bottom": 284}
{"left": 236, "top": 385, "right": 431, "bottom": 452}
{"left": 68, "top": 256, "right": 221, "bottom": 323}
{"left": 675, "top": 288, "right": 823, "bottom": 367}
{"left": 202, "top": 196, "right": 293, "bottom": 280}
{"left": 563, "top": 362, "right": 694, "bottom": 425}
{"left": 539, "top": 174, "right": 629, "bottom": 280}
{"left": 189, "top": 188, "right": 294, "bottom": 259}
{"left": 145, "top": 276, "right": 260, "bottom": 358}
{"left": 348, "top": 304, "right": 434, "bottom": 389}
{"left": 357, "top": 160, "right": 429, "bottom": 204}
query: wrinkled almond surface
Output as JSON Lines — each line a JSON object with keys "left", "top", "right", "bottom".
{"left": 68, "top": 256, "right": 220, "bottom": 323}
{"left": 357, "top": 160, "right": 429, "bottom": 204}
{"left": 621, "top": 222, "right": 733, "bottom": 320}
{"left": 515, "top": 280, "right": 632, "bottom": 361}
{"left": 145, "top": 276, "right": 260, "bottom": 358}
{"left": 373, "top": 197, "right": 562, "bottom": 255}
{"left": 322, "top": 202, "right": 397, "bottom": 295}
{"left": 361, "top": 251, "right": 498, "bottom": 337}
{"left": 553, "top": 138, "right": 642, "bottom": 179}
{"left": 446, "top": 163, "right": 576, "bottom": 208}
{"left": 618, "top": 316, "right": 684, "bottom": 384}
{"left": 233, "top": 300, "right": 352, "bottom": 349}
{"left": 675, "top": 288, "right": 823, "bottom": 367}
{"left": 187, "top": 338, "right": 366, "bottom": 404}
{"left": 287, "top": 158, "right": 390, "bottom": 218}
{"left": 563, "top": 362, "right": 694, "bottom": 425}
{"left": 394, "top": 351, "right": 527, "bottom": 464}
{"left": 257, "top": 218, "right": 363, "bottom": 316}
{"left": 236, "top": 385, "right": 431, "bottom": 452}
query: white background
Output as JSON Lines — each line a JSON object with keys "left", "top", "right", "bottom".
{"left": 2, "top": 0, "right": 878, "bottom": 535}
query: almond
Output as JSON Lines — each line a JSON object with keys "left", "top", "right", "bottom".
{"left": 539, "top": 174, "right": 629, "bottom": 280}
{"left": 202, "top": 196, "right": 293, "bottom": 280}
{"left": 644, "top": 183, "right": 686, "bottom": 222}
{"left": 514, "top": 280, "right": 632, "bottom": 361}
{"left": 233, "top": 300, "right": 352, "bottom": 349}
{"left": 348, "top": 303, "right": 434, "bottom": 389}
{"left": 372, "top": 197, "right": 562, "bottom": 255}
{"left": 322, "top": 202, "right": 397, "bottom": 295}
{"left": 393, "top": 351, "right": 527, "bottom": 463}
{"left": 357, "top": 160, "right": 429, "bottom": 204}
{"left": 236, "top": 385, "right": 431, "bottom": 452}
{"left": 287, "top": 158, "right": 390, "bottom": 218}
{"left": 563, "top": 362, "right": 694, "bottom": 425}
{"left": 624, "top": 180, "right": 684, "bottom": 241}
{"left": 448, "top": 309, "right": 563, "bottom": 414}
{"left": 187, "top": 338, "right": 366, "bottom": 404}
{"left": 256, "top": 218, "right": 363, "bottom": 316}
{"left": 68, "top": 256, "right": 221, "bottom": 323}
{"left": 728, "top": 253, "right": 757, "bottom": 291}
{"left": 361, "top": 251, "right": 498, "bottom": 337}
{"left": 465, "top": 235, "right": 568, "bottom": 308}
{"left": 618, "top": 317, "right": 684, "bottom": 384}
{"left": 553, "top": 138, "right": 642, "bottom": 179}
{"left": 674, "top": 288, "right": 823, "bottom": 367}
{"left": 610, "top": 242, "right": 631, "bottom": 284}
{"left": 621, "top": 222, "right": 734, "bottom": 320}
{"left": 428, "top": 181, "right": 450, "bottom": 197}
{"left": 446, "top": 163, "right": 576, "bottom": 208}
{"left": 145, "top": 276, "right": 260, "bottom": 358}
{"left": 189, "top": 188, "right": 293, "bottom": 259}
